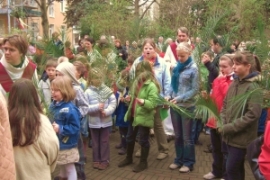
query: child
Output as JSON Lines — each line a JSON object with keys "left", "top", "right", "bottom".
{"left": 218, "top": 51, "right": 262, "bottom": 180}
{"left": 85, "top": 68, "right": 117, "bottom": 170}
{"left": 203, "top": 54, "right": 234, "bottom": 180}
{"left": 73, "top": 61, "right": 87, "bottom": 90}
{"left": 38, "top": 59, "right": 58, "bottom": 107}
{"left": 50, "top": 76, "right": 80, "bottom": 180}
{"left": 118, "top": 60, "right": 160, "bottom": 173}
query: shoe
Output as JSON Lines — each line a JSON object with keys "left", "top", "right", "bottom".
{"left": 93, "top": 162, "right": 100, "bottom": 169}
{"left": 150, "top": 129, "right": 154, "bottom": 137}
{"left": 54, "top": 177, "right": 67, "bottom": 180}
{"left": 205, "top": 129, "right": 210, "bottom": 135}
{"left": 220, "top": 179, "right": 225, "bottom": 180}
{"left": 167, "top": 135, "right": 174, "bottom": 143}
{"left": 156, "top": 153, "right": 168, "bottom": 160}
{"left": 118, "top": 142, "right": 135, "bottom": 167}
{"left": 118, "top": 147, "right": 126, "bottom": 155}
{"left": 98, "top": 162, "right": 109, "bottom": 170}
{"left": 203, "top": 172, "right": 216, "bottom": 179}
{"left": 135, "top": 148, "right": 141, "bottom": 157}
{"left": 179, "top": 165, "right": 190, "bottom": 173}
{"left": 169, "top": 163, "right": 180, "bottom": 170}
{"left": 133, "top": 147, "right": 149, "bottom": 173}
{"left": 115, "top": 143, "right": 122, "bottom": 149}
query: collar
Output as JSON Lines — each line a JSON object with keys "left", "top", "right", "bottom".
{"left": 139, "top": 55, "right": 160, "bottom": 66}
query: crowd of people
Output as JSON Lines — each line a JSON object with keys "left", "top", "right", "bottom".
{"left": 0, "top": 26, "right": 270, "bottom": 180}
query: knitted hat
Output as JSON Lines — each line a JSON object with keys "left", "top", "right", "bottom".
{"left": 56, "top": 62, "right": 80, "bottom": 85}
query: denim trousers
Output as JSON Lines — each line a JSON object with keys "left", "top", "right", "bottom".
{"left": 119, "top": 126, "right": 128, "bottom": 148}
{"left": 210, "top": 128, "right": 227, "bottom": 178}
{"left": 226, "top": 144, "right": 246, "bottom": 180}
{"left": 170, "top": 107, "right": 195, "bottom": 168}
{"left": 126, "top": 118, "right": 150, "bottom": 148}
{"left": 192, "top": 118, "right": 203, "bottom": 143}
{"left": 90, "top": 127, "right": 110, "bottom": 163}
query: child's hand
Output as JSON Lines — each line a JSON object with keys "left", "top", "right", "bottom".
{"left": 101, "top": 110, "right": 106, "bottom": 117}
{"left": 170, "top": 99, "right": 177, "bottom": 104}
{"left": 125, "top": 95, "right": 131, "bottom": 102}
{"left": 99, "top": 103, "right": 104, "bottom": 110}
{"left": 52, "top": 122, "right": 59, "bottom": 133}
{"left": 201, "top": 90, "right": 208, "bottom": 99}
{"left": 201, "top": 54, "right": 210, "bottom": 64}
{"left": 136, "top": 98, "right": 145, "bottom": 105}
{"left": 120, "top": 97, "right": 125, "bottom": 102}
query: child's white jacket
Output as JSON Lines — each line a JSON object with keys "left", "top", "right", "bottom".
{"left": 85, "top": 85, "right": 117, "bottom": 128}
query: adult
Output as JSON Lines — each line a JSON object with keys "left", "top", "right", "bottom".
{"left": 8, "top": 79, "right": 59, "bottom": 180}
{"left": 130, "top": 38, "right": 171, "bottom": 160}
{"left": 0, "top": 35, "right": 38, "bottom": 96}
{"left": 84, "top": 37, "right": 102, "bottom": 64}
{"left": 163, "top": 27, "right": 190, "bottom": 68}
{"left": 169, "top": 42, "right": 199, "bottom": 173}
{"left": 0, "top": 92, "right": 16, "bottom": 180}
{"left": 114, "top": 39, "right": 127, "bottom": 61}
{"left": 156, "top": 36, "right": 164, "bottom": 52}
{"left": 201, "top": 36, "right": 225, "bottom": 92}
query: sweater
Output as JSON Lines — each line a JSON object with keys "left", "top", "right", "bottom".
{"left": 0, "top": 93, "right": 16, "bottom": 180}
{"left": 13, "top": 114, "right": 59, "bottom": 180}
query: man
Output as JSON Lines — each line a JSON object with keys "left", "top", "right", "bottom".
{"left": 163, "top": 27, "right": 189, "bottom": 68}
{"left": 156, "top": 36, "right": 164, "bottom": 52}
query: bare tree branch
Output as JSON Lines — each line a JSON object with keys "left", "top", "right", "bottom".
{"left": 140, "top": 0, "right": 156, "bottom": 19}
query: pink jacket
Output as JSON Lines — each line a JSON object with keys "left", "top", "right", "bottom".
{"left": 259, "top": 121, "right": 270, "bottom": 180}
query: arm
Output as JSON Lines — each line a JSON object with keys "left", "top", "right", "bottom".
{"left": 162, "top": 63, "right": 172, "bottom": 98}
{"left": 141, "top": 83, "right": 159, "bottom": 110}
{"left": 103, "top": 94, "right": 117, "bottom": 116}
{"left": 84, "top": 90, "right": 99, "bottom": 113}
{"left": 204, "top": 61, "right": 219, "bottom": 79}
{"left": 74, "top": 86, "right": 89, "bottom": 117}
{"left": 59, "top": 108, "right": 80, "bottom": 136}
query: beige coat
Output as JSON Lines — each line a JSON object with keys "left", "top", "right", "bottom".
{"left": 14, "top": 114, "right": 59, "bottom": 180}
{"left": 0, "top": 93, "right": 16, "bottom": 180}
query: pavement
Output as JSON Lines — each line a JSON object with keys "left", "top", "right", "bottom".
{"left": 53, "top": 130, "right": 255, "bottom": 180}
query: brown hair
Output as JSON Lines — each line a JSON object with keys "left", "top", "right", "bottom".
{"left": 233, "top": 51, "right": 261, "bottom": 73}
{"left": 177, "top": 27, "right": 189, "bottom": 36}
{"left": 3, "top": 35, "right": 28, "bottom": 56}
{"left": 73, "top": 61, "right": 86, "bottom": 78}
{"left": 45, "top": 58, "right": 58, "bottom": 69}
{"left": 201, "top": 51, "right": 214, "bottom": 60}
{"left": 142, "top": 38, "right": 156, "bottom": 49}
{"left": 220, "top": 54, "right": 234, "bottom": 66}
{"left": 8, "top": 78, "right": 43, "bottom": 146}
{"left": 51, "top": 76, "right": 76, "bottom": 102}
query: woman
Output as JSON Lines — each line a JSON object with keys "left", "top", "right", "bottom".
{"left": 8, "top": 79, "right": 59, "bottom": 180}
{"left": 0, "top": 35, "right": 38, "bottom": 96}
{"left": 169, "top": 42, "right": 199, "bottom": 173}
{"left": 84, "top": 37, "right": 102, "bottom": 64}
{"left": 129, "top": 38, "right": 171, "bottom": 160}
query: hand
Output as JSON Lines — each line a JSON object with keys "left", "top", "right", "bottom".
{"left": 217, "top": 127, "right": 222, "bottom": 134}
{"left": 120, "top": 97, "right": 125, "bottom": 102}
{"left": 52, "top": 122, "right": 59, "bottom": 133}
{"left": 170, "top": 99, "right": 177, "bottom": 104}
{"left": 99, "top": 103, "right": 104, "bottom": 110}
{"left": 201, "top": 90, "right": 208, "bottom": 99}
{"left": 201, "top": 54, "right": 210, "bottom": 64}
{"left": 119, "top": 53, "right": 123, "bottom": 56}
{"left": 136, "top": 98, "right": 145, "bottom": 105}
{"left": 101, "top": 110, "right": 106, "bottom": 117}
{"left": 125, "top": 95, "right": 131, "bottom": 102}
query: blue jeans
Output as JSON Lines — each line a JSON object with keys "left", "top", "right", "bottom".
{"left": 226, "top": 145, "right": 246, "bottom": 180}
{"left": 192, "top": 118, "right": 203, "bottom": 143}
{"left": 126, "top": 118, "right": 150, "bottom": 148}
{"left": 170, "top": 107, "right": 195, "bottom": 169}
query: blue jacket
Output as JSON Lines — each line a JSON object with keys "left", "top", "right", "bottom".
{"left": 114, "top": 89, "right": 129, "bottom": 127}
{"left": 50, "top": 101, "right": 81, "bottom": 150}
{"left": 170, "top": 60, "right": 199, "bottom": 107}
{"left": 130, "top": 54, "right": 171, "bottom": 98}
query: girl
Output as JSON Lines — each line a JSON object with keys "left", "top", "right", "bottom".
{"left": 73, "top": 61, "right": 87, "bottom": 90}
{"left": 218, "top": 51, "right": 262, "bottom": 180}
{"left": 203, "top": 54, "right": 234, "bottom": 180}
{"left": 85, "top": 68, "right": 116, "bottom": 170}
{"left": 50, "top": 76, "right": 80, "bottom": 180}
{"left": 9, "top": 79, "right": 59, "bottom": 180}
{"left": 169, "top": 42, "right": 199, "bottom": 173}
{"left": 118, "top": 60, "right": 160, "bottom": 172}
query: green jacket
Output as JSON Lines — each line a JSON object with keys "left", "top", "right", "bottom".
{"left": 219, "top": 73, "right": 262, "bottom": 149}
{"left": 125, "top": 80, "right": 159, "bottom": 128}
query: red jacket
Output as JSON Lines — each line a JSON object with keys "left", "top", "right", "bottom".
{"left": 259, "top": 121, "right": 270, "bottom": 180}
{"left": 206, "top": 75, "right": 233, "bottom": 128}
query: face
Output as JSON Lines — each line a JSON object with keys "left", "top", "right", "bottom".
{"left": 46, "top": 67, "right": 56, "bottom": 80}
{"left": 177, "top": 50, "right": 190, "bottom": 63}
{"left": 143, "top": 43, "right": 156, "bottom": 59}
{"left": 3, "top": 41, "right": 23, "bottom": 66}
{"left": 219, "top": 60, "right": 233, "bottom": 76}
{"left": 84, "top": 40, "right": 92, "bottom": 50}
{"left": 74, "top": 67, "right": 80, "bottom": 79}
{"left": 51, "top": 87, "right": 63, "bottom": 102}
{"left": 126, "top": 41, "right": 129, "bottom": 46}
{"left": 115, "top": 42, "right": 120, "bottom": 47}
{"left": 158, "top": 37, "right": 163, "bottom": 43}
{"left": 56, "top": 70, "right": 64, "bottom": 77}
{"left": 177, "top": 31, "right": 188, "bottom": 43}
{"left": 233, "top": 61, "right": 251, "bottom": 79}
{"left": 211, "top": 42, "right": 219, "bottom": 54}
{"left": 91, "top": 75, "right": 102, "bottom": 87}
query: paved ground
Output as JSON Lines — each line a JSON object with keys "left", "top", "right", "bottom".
{"left": 53, "top": 131, "right": 255, "bottom": 180}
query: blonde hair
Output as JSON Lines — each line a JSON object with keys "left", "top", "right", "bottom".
{"left": 176, "top": 42, "right": 192, "bottom": 53}
{"left": 57, "top": 56, "right": 69, "bottom": 64}
{"left": 51, "top": 76, "right": 75, "bottom": 102}
{"left": 220, "top": 54, "right": 234, "bottom": 66}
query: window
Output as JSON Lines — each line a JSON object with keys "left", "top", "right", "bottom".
{"left": 29, "top": 0, "right": 37, "bottom": 7}
{"left": 49, "top": 3, "right": 54, "bottom": 17}
{"left": 49, "top": 24, "right": 54, "bottom": 38}
{"left": 60, "top": 0, "right": 67, "bottom": 13}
